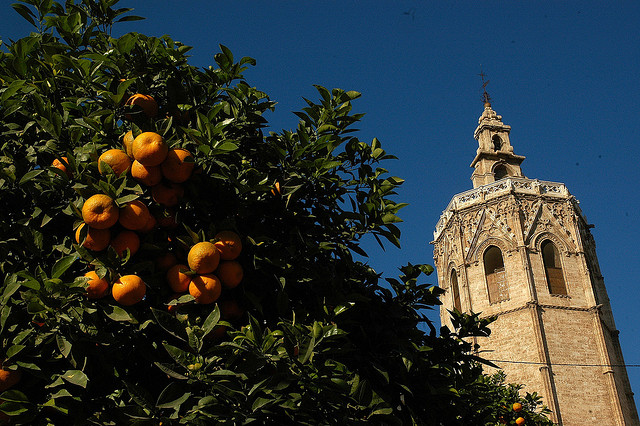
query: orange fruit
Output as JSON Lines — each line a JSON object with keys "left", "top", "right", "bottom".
{"left": 216, "top": 260, "right": 243, "bottom": 289}
{"left": 515, "top": 417, "right": 525, "bottom": 426}
{"left": 214, "top": 231, "right": 243, "bottom": 260}
{"left": 166, "top": 264, "right": 192, "bottom": 293}
{"left": 82, "top": 194, "right": 119, "bottom": 229}
{"left": 84, "top": 271, "right": 109, "bottom": 299}
{"left": 110, "top": 230, "right": 140, "bottom": 257}
{"left": 189, "top": 274, "right": 222, "bottom": 304}
{"left": 220, "top": 299, "right": 244, "bottom": 321}
{"left": 75, "top": 223, "right": 111, "bottom": 251}
{"left": 271, "top": 181, "right": 281, "bottom": 196}
{"left": 0, "top": 367, "right": 21, "bottom": 392}
{"left": 98, "top": 149, "right": 131, "bottom": 176}
{"left": 161, "top": 148, "right": 194, "bottom": 183}
{"left": 122, "top": 130, "right": 135, "bottom": 157}
{"left": 156, "top": 252, "right": 178, "bottom": 272}
{"left": 132, "top": 132, "right": 168, "bottom": 166}
{"left": 152, "top": 182, "right": 184, "bottom": 207}
{"left": 513, "top": 402, "right": 522, "bottom": 412}
{"left": 52, "top": 156, "right": 71, "bottom": 177}
{"left": 140, "top": 214, "right": 158, "bottom": 233}
{"left": 131, "top": 160, "right": 162, "bottom": 186}
{"left": 112, "top": 274, "right": 146, "bottom": 306}
{"left": 118, "top": 200, "right": 151, "bottom": 231}
{"left": 125, "top": 93, "right": 158, "bottom": 118}
{"left": 188, "top": 242, "right": 220, "bottom": 274}
{"left": 209, "top": 325, "right": 227, "bottom": 340}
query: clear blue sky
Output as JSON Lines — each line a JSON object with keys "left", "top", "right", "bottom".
{"left": 4, "top": 0, "right": 640, "bottom": 409}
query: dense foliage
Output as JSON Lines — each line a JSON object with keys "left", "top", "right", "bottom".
{"left": 0, "top": 1, "right": 554, "bottom": 424}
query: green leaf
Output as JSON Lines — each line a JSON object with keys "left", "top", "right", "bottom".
{"left": 18, "top": 169, "right": 43, "bottom": 185}
{"left": 61, "top": 370, "right": 89, "bottom": 388}
{"left": 56, "top": 334, "right": 72, "bottom": 357}
{"left": 151, "top": 307, "right": 188, "bottom": 342}
{"left": 201, "top": 305, "right": 220, "bottom": 338}
{"left": 155, "top": 383, "right": 191, "bottom": 409}
{"left": 51, "top": 255, "right": 77, "bottom": 279}
{"left": 251, "top": 396, "right": 272, "bottom": 412}
{"left": 104, "top": 305, "right": 135, "bottom": 322}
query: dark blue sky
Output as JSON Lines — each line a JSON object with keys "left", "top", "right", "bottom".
{"left": 4, "top": 0, "right": 640, "bottom": 409}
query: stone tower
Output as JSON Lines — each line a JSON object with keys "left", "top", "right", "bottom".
{"left": 432, "top": 99, "right": 639, "bottom": 425}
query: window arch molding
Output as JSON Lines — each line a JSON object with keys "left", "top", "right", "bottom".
{"left": 492, "top": 162, "right": 510, "bottom": 181}
{"left": 469, "top": 236, "right": 513, "bottom": 264}
{"left": 492, "top": 134, "right": 503, "bottom": 151}
{"left": 532, "top": 231, "right": 570, "bottom": 255}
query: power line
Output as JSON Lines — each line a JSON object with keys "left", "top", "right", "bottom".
{"left": 486, "top": 359, "right": 640, "bottom": 368}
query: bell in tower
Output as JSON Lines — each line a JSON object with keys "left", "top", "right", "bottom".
{"left": 432, "top": 86, "right": 639, "bottom": 425}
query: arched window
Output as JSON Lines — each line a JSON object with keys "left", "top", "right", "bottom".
{"left": 492, "top": 135, "right": 503, "bottom": 151}
{"left": 450, "top": 269, "right": 461, "bottom": 312}
{"left": 494, "top": 164, "right": 508, "bottom": 180}
{"left": 484, "top": 246, "right": 509, "bottom": 303}
{"left": 542, "top": 240, "right": 567, "bottom": 295}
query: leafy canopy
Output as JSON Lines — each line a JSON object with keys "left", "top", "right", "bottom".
{"left": 0, "top": 1, "right": 553, "bottom": 424}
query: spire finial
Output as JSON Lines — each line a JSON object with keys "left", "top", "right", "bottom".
{"left": 479, "top": 69, "right": 491, "bottom": 107}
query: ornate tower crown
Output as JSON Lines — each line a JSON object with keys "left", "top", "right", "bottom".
{"left": 470, "top": 100, "right": 526, "bottom": 188}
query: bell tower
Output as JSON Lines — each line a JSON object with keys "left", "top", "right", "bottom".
{"left": 432, "top": 93, "right": 639, "bottom": 425}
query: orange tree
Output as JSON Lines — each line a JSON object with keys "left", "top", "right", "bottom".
{"left": 0, "top": 1, "right": 554, "bottom": 424}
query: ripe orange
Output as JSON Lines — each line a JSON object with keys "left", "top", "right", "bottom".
{"left": 82, "top": 194, "right": 119, "bottom": 229}
{"left": 131, "top": 160, "right": 162, "bottom": 186}
{"left": 110, "top": 230, "right": 140, "bottom": 257}
{"left": 189, "top": 274, "right": 222, "bottom": 304}
{"left": 98, "top": 149, "right": 131, "bottom": 176}
{"left": 166, "top": 264, "right": 192, "bottom": 292}
{"left": 125, "top": 93, "right": 158, "bottom": 118}
{"left": 515, "top": 417, "right": 525, "bottom": 426}
{"left": 0, "top": 366, "right": 21, "bottom": 392}
{"left": 220, "top": 299, "right": 244, "bottom": 321}
{"left": 152, "top": 182, "right": 184, "bottom": 207}
{"left": 52, "top": 156, "right": 72, "bottom": 177}
{"left": 132, "top": 132, "right": 168, "bottom": 166}
{"left": 112, "top": 274, "right": 146, "bottom": 306}
{"left": 216, "top": 260, "right": 243, "bottom": 289}
{"left": 209, "top": 325, "right": 227, "bottom": 340}
{"left": 140, "top": 214, "right": 157, "bottom": 233}
{"left": 161, "top": 148, "right": 194, "bottom": 183}
{"left": 513, "top": 402, "right": 522, "bottom": 412}
{"left": 188, "top": 242, "right": 220, "bottom": 274}
{"left": 214, "top": 230, "right": 243, "bottom": 260}
{"left": 75, "top": 223, "right": 111, "bottom": 251}
{"left": 84, "top": 270, "right": 109, "bottom": 299}
{"left": 271, "top": 181, "right": 281, "bottom": 196}
{"left": 118, "top": 200, "right": 151, "bottom": 230}
{"left": 122, "top": 130, "right": 135, "bottom": 157}
{"left": 156, "top": 252, "right": 178, "bottom": 272}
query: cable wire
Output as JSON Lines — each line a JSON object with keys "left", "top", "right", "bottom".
{"left": 486, "top": 359, "right": 640, "bottom": 368}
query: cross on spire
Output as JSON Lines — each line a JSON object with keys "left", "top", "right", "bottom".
{"left": 479, "top": 70, "right": 492, "bottom": 106}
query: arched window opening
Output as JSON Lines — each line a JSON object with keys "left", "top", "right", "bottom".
{"left": 542, "top": 240, "right": 567, "bottom": 295}
{"left": 484, "top": 246, "right": 509, "bottom": 303}
{"left": 450, "top": 269, "right": 461, "bottom": 312}
{"left": 494, "top": 164, "right": 508, "bottom": 180}
{"left": 492, "top": 135, "right": 503, "bottom": 151}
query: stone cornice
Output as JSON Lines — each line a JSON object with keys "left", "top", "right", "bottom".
{"left": 433, "top": 177, "right": 585, "bottom": 241}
